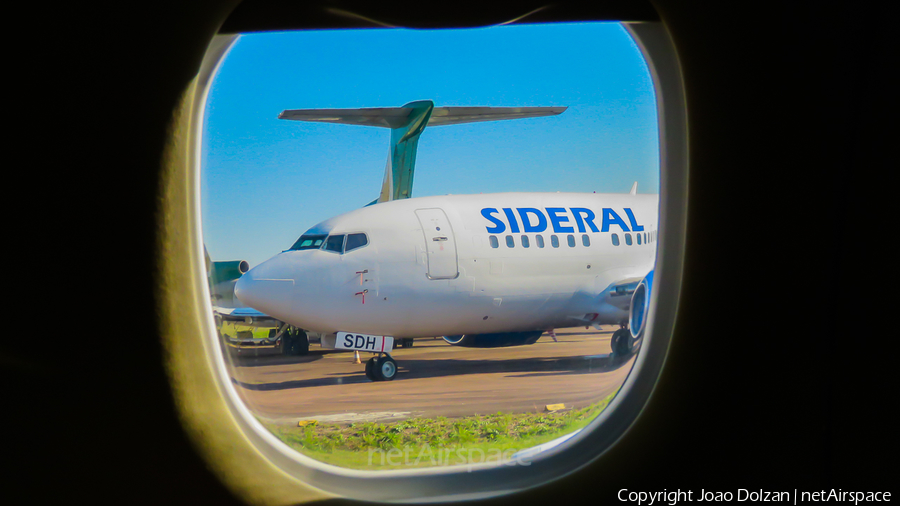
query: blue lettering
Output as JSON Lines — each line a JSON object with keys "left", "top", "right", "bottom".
{"left": 571, "top": 208, "right": 600, "bottom": 233}
{"left": 517, "top": 208, "right": 548, "bottom": 233}
{"left": 601, "top": 208, "right": 631, "bottom": 232}
{"left": 483, "top": 206, "right": 633, "bottom": 234}
{"left": 354, "top": 335, "right": 365, "bottom": 348}
{"left": 480, "top": 208, "right": 506, "bottom": 234}
{"left": 624, "top": 208, "right": 645, "bottom": 232}
{"left": 366, "top": 336, "right": 376, "bottom": 349}
{"left": 502, "top": 208, "right": 520, "bottom": 233}
{"left": 546, "top": 208, "right": 574, "bottom": 233}
{"left": 343, "top": 335, "right": 353, "bottom": 347}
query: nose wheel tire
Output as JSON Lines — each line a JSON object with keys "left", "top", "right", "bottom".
{"left": 365, "top": 357, "right": 376, "bottom": 380}
{"left": 365, "top": 355, "right": 397, "bottom": 381}
{"left": 376, "top": 356, "right": 397, "bottom": 381}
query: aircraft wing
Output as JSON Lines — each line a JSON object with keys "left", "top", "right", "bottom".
{"left": 213, "top": 306, "right": 267, "bottom": 317}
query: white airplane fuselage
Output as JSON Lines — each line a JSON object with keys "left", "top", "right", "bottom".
{"left": 235, "top": 192, "right": 657, "bottom": 339}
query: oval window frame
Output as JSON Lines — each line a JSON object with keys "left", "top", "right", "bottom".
{"left": 159, "top": 20, "right": 687, "bottom": 503}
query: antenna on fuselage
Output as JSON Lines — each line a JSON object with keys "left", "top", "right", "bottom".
{"left": 278, "top": 101, "right": 567, "bottom": 204}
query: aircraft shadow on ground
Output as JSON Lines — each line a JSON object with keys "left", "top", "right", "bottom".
{"left": 226, "top": 351, "right": 328, "bottom": 368}
{"left": 230, "top": 348, "right": 638, "bottom": 392}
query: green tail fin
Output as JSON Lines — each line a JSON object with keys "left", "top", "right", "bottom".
{"left": 380, "top": 100, "right": 433, "bottom": 202}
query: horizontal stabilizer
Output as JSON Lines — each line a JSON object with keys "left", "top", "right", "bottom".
{"left": 279, "top": 101, "right": 566, "bottom": 203}
{"left": 427, "top": 106, "right": 567, "bottom": 126}
{"left": 279, "top": 107, "right": 414, "bottom": 128}
{"left": 278, "top": 106, "right": 566, "bottom": 128}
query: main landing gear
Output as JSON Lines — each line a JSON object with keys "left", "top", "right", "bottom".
{"left": 280, "top": 326, "right": 309, "bottom": 356}
{"left": 364, "top": 353, "right": 398, "bottom": 381}
{"left": 610, "top": 322, "right": 637, "bottom": 357}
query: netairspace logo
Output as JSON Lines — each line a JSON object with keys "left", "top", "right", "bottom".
{"left": 617, "top": 489, "right": 892, "bottom": 506}
{"left": 368, "top": 445, "right": 532, "bottom": 472}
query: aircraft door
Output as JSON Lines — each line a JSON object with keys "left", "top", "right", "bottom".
{"left": 415, "top": 208, "right": 459, "bottom": 279}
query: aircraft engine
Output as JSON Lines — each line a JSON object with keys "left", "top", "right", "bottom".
{"left": 629, "top": 270, "right": 654, "bottom": 340}
{"left": 209, "top": 260, "right": 250, "bottom": 285}
{"left": 442, "top": 331, "right": 543, "bottom": 348}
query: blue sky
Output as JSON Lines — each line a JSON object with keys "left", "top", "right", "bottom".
{"left": 202, "top": 22, "right": 658, "bottom": 267}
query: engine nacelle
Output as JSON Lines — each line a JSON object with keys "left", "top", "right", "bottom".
{"left": 209, "top": 260, "right": 250, "bottom": 285}
{"left": 629, "top": 270, "right": 654, "bottom": 340}
{"left": 442, "top": 331, "right": 543, "bottom": 348}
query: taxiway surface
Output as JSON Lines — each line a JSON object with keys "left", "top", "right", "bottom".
{"left": 228, "top": 326, "right": 636, "bottom": 425}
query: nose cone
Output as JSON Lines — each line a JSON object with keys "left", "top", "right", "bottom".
{"left": 234, "top": 255, "right": 296, "bottom": 320}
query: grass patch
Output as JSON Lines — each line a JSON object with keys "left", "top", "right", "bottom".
{"left": 264, "top": 392, "right": 617, "bottom": 470}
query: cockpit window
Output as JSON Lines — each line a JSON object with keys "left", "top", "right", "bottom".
{"left": 289, "top": 234, "right": 327, "bottom": 250}
{"left": 323, "top": 234, "right": 345, "bottom": 253}
{"left": 344, "top": 233, "right": 368, "bottom": 252}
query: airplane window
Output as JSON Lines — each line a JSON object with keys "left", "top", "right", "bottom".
{"left": 344, "top": 233, "right": 368, "bottom": 252}
{"left": 323, "top": 234, "right": 345, "bottom": 253}
{"left": 194, "top": 18, "right": 676, "bottom": 500}
{"left": 637, "top": 234, "right": 641, "bottom": 245}
{"left": 289, "top": 234, "right": 327, "bottom": 250}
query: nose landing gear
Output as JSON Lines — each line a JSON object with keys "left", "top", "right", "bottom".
{"left": 365, "top": 353, "right": 398, "bottom": 381}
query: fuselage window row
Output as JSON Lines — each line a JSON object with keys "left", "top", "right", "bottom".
{"left": 609, "top": 231, "right": 659, "bottom": 247}
{"left": 487, "top": 231, "right": 653, "bottom": 249}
